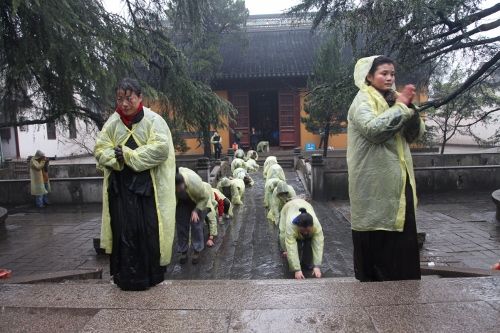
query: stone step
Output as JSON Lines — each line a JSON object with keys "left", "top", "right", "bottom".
{"left": 1, "top": 277, "right": 499, "bottom": 332}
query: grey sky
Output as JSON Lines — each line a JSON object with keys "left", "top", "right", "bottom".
{"left": 102, "top": 0, "right": 498, "bottom": 36}
{"left": 103, "top": 0, "right": 300, "bottom": 15}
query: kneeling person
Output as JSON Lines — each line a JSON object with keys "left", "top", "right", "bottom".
{"left": 279, "top": 199, "right": 324, "bottom": 280}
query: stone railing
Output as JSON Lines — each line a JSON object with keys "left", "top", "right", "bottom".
{"left": 296, "top": 153, "right": 500, "bottom": 201}
{"left": 0, "top": 158, "right": 220, "bottom": 206}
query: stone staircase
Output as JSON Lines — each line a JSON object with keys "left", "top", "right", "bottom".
{"left": 1, "top": 276, "right": 499, "bottom": 332}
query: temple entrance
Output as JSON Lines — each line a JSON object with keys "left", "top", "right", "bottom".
{"left": 249, "top": 90, "right": 279, "bottom": 147}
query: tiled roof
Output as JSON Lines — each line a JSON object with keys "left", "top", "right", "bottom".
{"left": 216, "top": 27, "right": 327, "bottom": 80}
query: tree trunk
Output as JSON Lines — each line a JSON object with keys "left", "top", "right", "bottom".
{"left": 202, "top": 125, "right": 212, "bottom": 158}
{"left": 323, "top": 123, "right": 330, "bottom": 158}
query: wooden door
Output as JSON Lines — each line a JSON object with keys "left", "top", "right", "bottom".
{"left": 229, "top": 91, "right": 250, "bottom": 147}
{"left": 278, "top": 91, "right": 300, "bottom": 148}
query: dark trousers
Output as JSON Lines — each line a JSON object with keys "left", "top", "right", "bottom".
{"left": 352, "top": 177, "right": 421, "bottom": 282}
{"left": 223, "top": 198, "right": 230, "bottom": 215}
{"left": 176, "top": 199, "right": 206, "bottom": 253}
{"left": 298, "top": 238, "right": 313, "bottom": 270}
{"left": 214, "top": 143, "right": 222, "bottom": 159}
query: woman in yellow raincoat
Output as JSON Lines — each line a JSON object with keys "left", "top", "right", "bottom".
{"left": 347, "top": 56, "right": 425, "bottom": 282}
{"left": 30, "top": 150, "right": 50, "bottom": 208}
{"left": 279, "top": 198, "right": 324, "bottom": 280}
{"left": 94, "top": 78, "right": 176, "bottom": 291}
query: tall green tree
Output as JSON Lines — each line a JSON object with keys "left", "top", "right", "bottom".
{"left": 303, "top": 36, "right": 356, "bottom": 157}
{"left": 165, "top": 0, "right": 248, "bottom": 157}
{"left": 0, "top": 0, "right": 242, "bottom": 153}
{"left": 290, "top": 0, "right": 500, "bottom": 111}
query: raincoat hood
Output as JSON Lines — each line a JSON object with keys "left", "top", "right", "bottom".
{"left": 219, "top": 177, "right": 231, "bottom": 187}
{"left": 235, "top": 149, "right": 245, "bottom": 159}
{"left": 34, "top": 150, "right": 45, "bottom": 158}
{"left": 354, "top": 55, "right": 396, "bottom": 90}
{"left": 276, "top": 180, "right": 290, "bottom": 194}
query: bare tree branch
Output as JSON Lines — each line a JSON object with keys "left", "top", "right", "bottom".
{"left": 421, "top": 36, "right": 500, "bottom": 63}
{"left": 420, "top": 51, "right": 500, "bottom": 111}
{"left": 422, "top": 18, "right": 500, "bottom": 55}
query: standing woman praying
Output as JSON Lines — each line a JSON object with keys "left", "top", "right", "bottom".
{"left": 347, "top": 56, "right": 425, "bottom": 282}
{"left": 94, "top": 78, "right": 176, "bottom": 291}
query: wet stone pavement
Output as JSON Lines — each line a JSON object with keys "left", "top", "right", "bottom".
{"left": 334, "top": 191, "right": 500, "bottom": 270}
{"left": 0, "top": 170, "right": 354, "bottom": 280}
{"left": 1, "top": 169, "right": 499, "bottom": 280}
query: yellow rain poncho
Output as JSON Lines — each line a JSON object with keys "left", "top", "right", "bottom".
{"left": 347, "top": 56, "right": 425, "bottom": 232}
{"left": 202, "top": 182, "right": 218, "bottom": 237}
{"left": 266, "top": 163, "right": 286, "bottom": 182}
{"left": 263, "top": 156, "right": 277, "bottom": 178}
{"left": 279, "top": 198, "right": 324, "bottom": 272}
{"left": 267, "top": 180, "right": 296, "bottom": 224}
{"left": 179, "top": 167, "right": 214, "bottom": 213}
{"left": 217, "top": 177, "right": 245, "bottom": 205}
{"left": 95, "top": 107, "right": 176, "bottom": 266}
{"left": 30, "top": 153, "right": 48, "bottom": 196}
{"left": 231, "top": 157, "right": 246, "bottom": 173}
{"left": 245, "top": 150, "right": 258, "bottom": 161}
{"left": 234, "top": 149, "right": 245, "bottom": 159}
{"left": 264, "top": 178, "right": 280, "bottom": 208}
{"left": 245, "top": 159, "right": 259, "bottom": 172}
{"left": 233, "top": 167, "right": 254, "bottom": 186}
{"left": 263, "top": 164, "right": 286, "bottom": 207}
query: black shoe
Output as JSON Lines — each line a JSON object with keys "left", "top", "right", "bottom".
{"left": 179, "top": 252, "right": 188, "bottom": 265}
{"left": 192, "top": 251, "right": 200, "bottom": 265}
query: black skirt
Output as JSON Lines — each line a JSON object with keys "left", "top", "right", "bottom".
{"left": 108, "top": 136, "right": 165, "bottom": 291}
{"left": 352, "top": 177, "right": 421, "bottom": 282}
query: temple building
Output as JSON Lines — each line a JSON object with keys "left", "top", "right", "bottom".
{"left": 180, "top": 14, "right": 346, "bottom": 155}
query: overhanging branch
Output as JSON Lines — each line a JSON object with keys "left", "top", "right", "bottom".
{"left": 420, "top": 51, "right": 500, "bottom": 111}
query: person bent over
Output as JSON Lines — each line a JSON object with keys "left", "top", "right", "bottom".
{"left": 175, "top": 167, "right": 215, "bottom": 265}
{"left": 279, "top": 199, "right": 324, "bottom": 280}
{"left": 217, "top": 177, "right": 245, "bottom": 205}
{"left": 212, "top": 188, "right": 233, "bottom": 223}
{"left": 268, "top": 180, "right": 296, "bottom": 225}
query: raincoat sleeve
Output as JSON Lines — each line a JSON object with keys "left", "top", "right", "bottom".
{"left": 350, "top": 96, "right": 414, "bottom": 144}
{"left": 311, "top": 225, "right": 324, "bottom": 267}
{"left": 204, "top": 184, "right": 218, "bottom": 236}
{"left": 30, "top": 159, "right": 46, "bottom": 171}
{"left": 94, "top": 122, "right": 123, "bottom": 171}
{"left": 285, "top": 226, "right": 301, "bottom": 272}
{"left": 122, "top": 119, "right": 170, "bottom": 172}
{"left": 403, "top": 112, "right": 425, "bottom": 143}
{"left": 279, "top": 209, "right": 287, "bottom": 251}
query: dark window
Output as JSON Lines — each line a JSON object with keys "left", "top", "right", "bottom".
{"left": 46, "top": 122, "right": 56, "bottom": 140}
{"left": 69, "top": 117, "right": 77, "bottom": 139}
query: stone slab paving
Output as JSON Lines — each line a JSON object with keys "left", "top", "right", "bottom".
{"left": 0, "top": 277, "right": 499, "bottom": 332}
{"left": 1, "top": 170, "right": 498, "bottom": 280}
{"left": 333, "top": 190, "right": 500, "bottom": 271}
{"left": 0, "top": 170, "right": 353, "bottom": 280}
